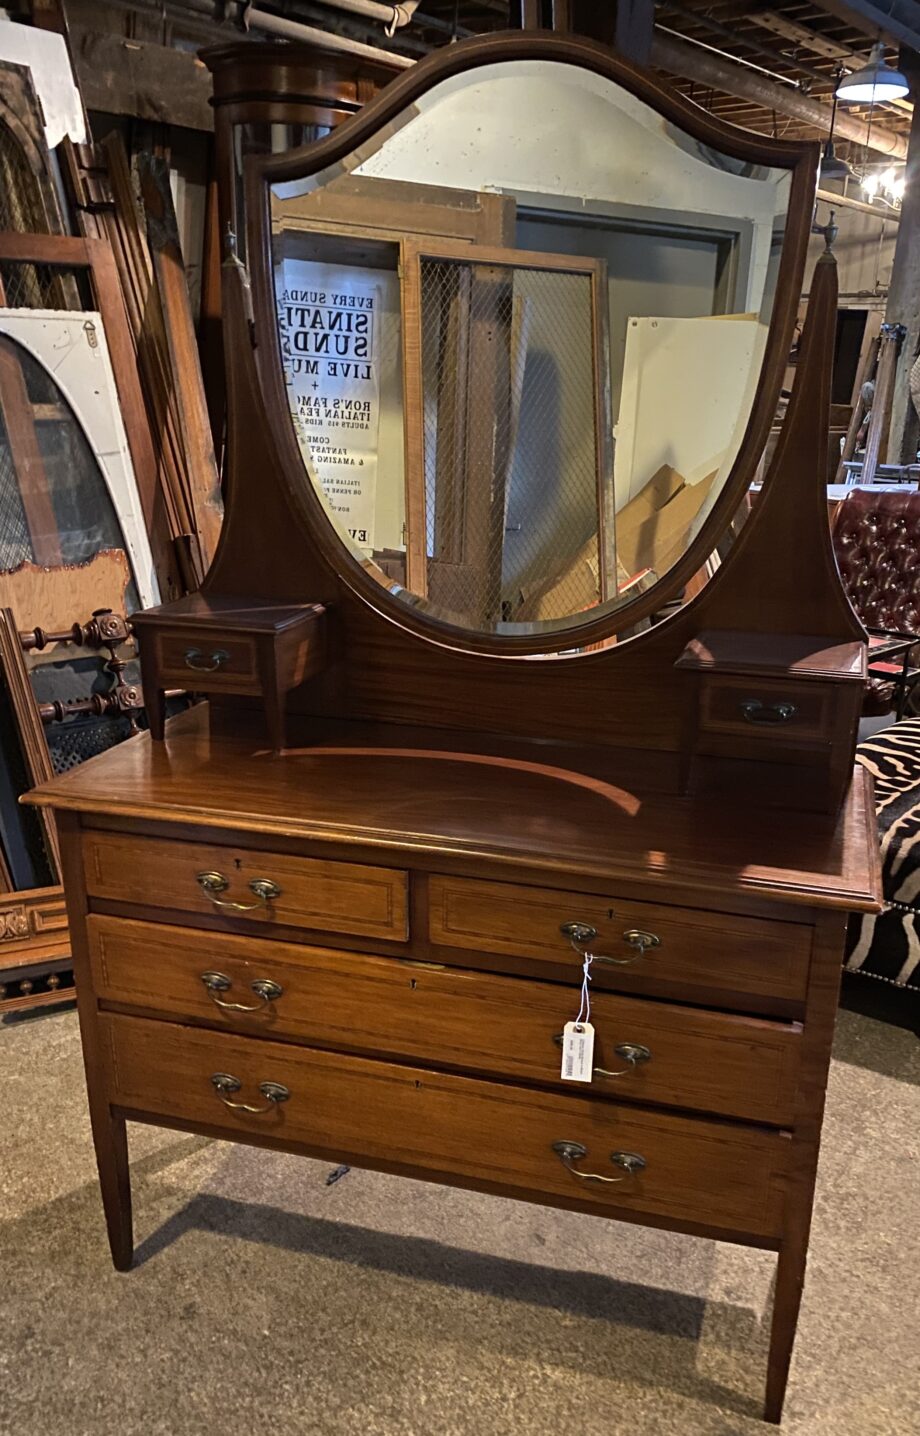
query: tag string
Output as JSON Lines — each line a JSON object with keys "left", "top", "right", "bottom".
{"left": 575, "top": 951, "right": 593, "bottom": 1028}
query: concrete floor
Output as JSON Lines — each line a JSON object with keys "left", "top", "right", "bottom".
{"left": 1, "top": 994, "right": 918, "bottom": 1436}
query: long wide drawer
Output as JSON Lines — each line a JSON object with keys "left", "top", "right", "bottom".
{"left": 429, "top": 875, "right": 811, "bottom": 1006}
{"left": 81, "top": 831, "right": 408, "bottom": 942}
{"left": 88, "top": 916, "right": 801, "bottom": 1125}
{"left": 101, "top": 1013, "right": 791, "bottom": 1238}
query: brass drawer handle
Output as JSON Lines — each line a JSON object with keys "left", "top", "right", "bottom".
{"left": 196, "top": 871, "right": 282, "bottom": 910}
{"left": 552, "top": 1032, "right": 651, "bottom": 1078}
{"left": 210, "top": 1072, "right": 290, "bottom": 1113}
{"left": 740, "top": 699, "right": 797, "bottom": 725}
{"left": 552, "top": 1140, "right": 646, "bottom": 1184}
{"left": 200, "top": 971, "right": 283, "bottom": 1012}
{"left": 185, "top": 647, "right": 229, "bottom": 673}
{"left": 561, "top": 921, "right": 660, "bottom": 966}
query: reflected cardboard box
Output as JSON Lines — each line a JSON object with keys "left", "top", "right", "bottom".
{"left": 616, "top": 465, "right": 718, "bottom": 581}
{"left": 517, "top": 464, "right": 717, "bottom": 622}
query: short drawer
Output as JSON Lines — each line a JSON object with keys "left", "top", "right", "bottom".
{"left": 429, "top": 875, "right": 811, "bottom": 1006}
{"left": 101, "top": 1012, "right": 791, "bottom": 1238}
{"left": 88, "top": 916, "right": 802, "bottom": 1124}
{"left": 82, "top": 831, "right": 408, "bottom": 942}
{"left": 699, "top": 676, "right": 833, "bottom": 742}
{"left": 155, "top": 631, "right": 259, "bottom": 689}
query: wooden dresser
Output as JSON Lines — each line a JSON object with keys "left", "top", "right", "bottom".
{"left": 34, "top": 709, "right": 879, "bottom": 1425}
{"left": 28, "top": 32, "right": 883, "bottom": 1425}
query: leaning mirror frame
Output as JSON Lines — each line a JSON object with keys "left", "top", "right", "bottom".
{"left": 244, "top": 32, "right": 819, "bottom": 657}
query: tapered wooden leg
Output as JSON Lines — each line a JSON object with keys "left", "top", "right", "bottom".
{"left": 57, "top": 812, "right": 135, "bottom": 1271}
{"left": 764, "top": 1232, "right": 808, "bottom": 1422}
{"left": 89, "top": 1105, "right": 134, "bottom": 1271}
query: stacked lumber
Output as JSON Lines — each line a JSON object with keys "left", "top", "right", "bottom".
{"left": 65, "top": 135, "right": 223, "bottom": 593}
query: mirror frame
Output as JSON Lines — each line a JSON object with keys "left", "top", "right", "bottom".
{"left": 244, "top": 30, "right": 819, "bottom": 657}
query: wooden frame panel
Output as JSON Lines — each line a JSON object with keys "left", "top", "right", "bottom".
{"left": 0, "top": 608, "right": 69, "bottom": 1004}
{"left": 0, "top": 607, "right": 59, "bottom": 876}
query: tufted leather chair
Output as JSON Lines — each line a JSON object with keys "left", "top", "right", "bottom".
{"left": 831, "top": 488, "right": 920, "bottom": 715}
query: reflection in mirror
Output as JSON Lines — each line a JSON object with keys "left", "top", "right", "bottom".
{"left": 270, "top": 58, "right": 793, "bottom": 638}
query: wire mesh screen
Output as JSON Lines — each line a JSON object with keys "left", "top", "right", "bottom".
{"left": 0, "top": 121, "right": 37, "bottom": 234}
{"left": 417, "top": 255, "right": 604, "bottom": 630}
{"left": 0, "top": 260, "right": 86, "bottom": 310}
{"left": 0, "top": 425, "right": 32, "bottom": 566}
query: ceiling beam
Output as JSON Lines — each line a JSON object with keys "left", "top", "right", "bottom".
{"left": 813, "top": 0, "right": 920, "bottom": 54}
{"left": 651, "top": 29, "right": 909, "bottom": 158}
{"left": 750, "top": 11, "right": 853, "bottom": 61}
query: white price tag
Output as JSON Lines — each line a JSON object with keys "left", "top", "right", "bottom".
{"left": 560, "top": 1020, "right": 595, "bottom": 1083}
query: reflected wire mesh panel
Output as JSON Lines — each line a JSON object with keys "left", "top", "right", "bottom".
{"left": 418, "top": 255, "right": 603, "bottom": 630}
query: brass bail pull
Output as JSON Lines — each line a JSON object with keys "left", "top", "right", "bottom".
{"left": 201, "top": 972, "right": 283, "bottom": 1012}
{"left": 196, "top": 871, "right": 282, "bottom": 911}
{"left": 210, "top": 1073, "right": 290, "bottom": 1113}
{"left": 185, "top": 647, "right": 229, "bottom": 673}
{"left": 551, "top": 1141, "right": 646, "bottom": 1184}
{"left": 560, "top": 920, "right": 659, "bottom": 967}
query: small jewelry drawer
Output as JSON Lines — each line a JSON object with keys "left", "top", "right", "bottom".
{"left": 698, "top": 676, "right": 832, "bottom": 742}
{"left": 428, "top": 874, "right": 811, "bottom": 1008}
{"left": 87, "top": 915, "right": 802, "bottom": 1124}
{"left": 154, "top": 631, "right": 259, "bottom": 689}
{"left": 101, "top": 1011, "right": 791, "bottom": 1238}
{"left": 81, "top": 831, "right": 408, "bottom": 942}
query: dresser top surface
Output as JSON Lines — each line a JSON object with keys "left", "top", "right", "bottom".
{"left": 27, "top": 705, "right": 882, "bottom": 913}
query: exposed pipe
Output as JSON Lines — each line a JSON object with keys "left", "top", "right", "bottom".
{"left": 651, "top": 29, "right": 909, "bottom": 159}
{"left": 660, "top": 2, "right": 833, "bottom": 91}
{"left": 307, "top": 0, "right": 419, "bottom": 35}
{"left": 73, "top": 0, "right": 914, "bottom": 160}
{"left": 243, "top": 6, "right": 413, "bottom": 65}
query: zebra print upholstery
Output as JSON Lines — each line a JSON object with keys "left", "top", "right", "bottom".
{"left": 846, "top": 719, "right": 920, "bottom": 990}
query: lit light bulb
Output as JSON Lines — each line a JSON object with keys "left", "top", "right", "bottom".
{"left": 862, "top": 172, "right": 880, "bottom": 197}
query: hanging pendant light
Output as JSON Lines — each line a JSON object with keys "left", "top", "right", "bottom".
{"left": 835, "top": 41, "right": 909, "bottom": 102}
{"left": 820, "top": 139, "right": 855, "bottom": 181}
{"left": 820, "top": 67, "right": 856, "bottom": 182}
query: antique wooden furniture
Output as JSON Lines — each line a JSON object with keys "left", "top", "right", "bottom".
{"left": 27, "top": 32, "right": 882, "bottom": 1426}
{"left": 131, "top": 593, "right": 326, "bottom": 750}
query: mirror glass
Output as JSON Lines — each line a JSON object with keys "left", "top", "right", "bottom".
{"left": 270, "top": 58, "right": 794, "bottom": 637}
